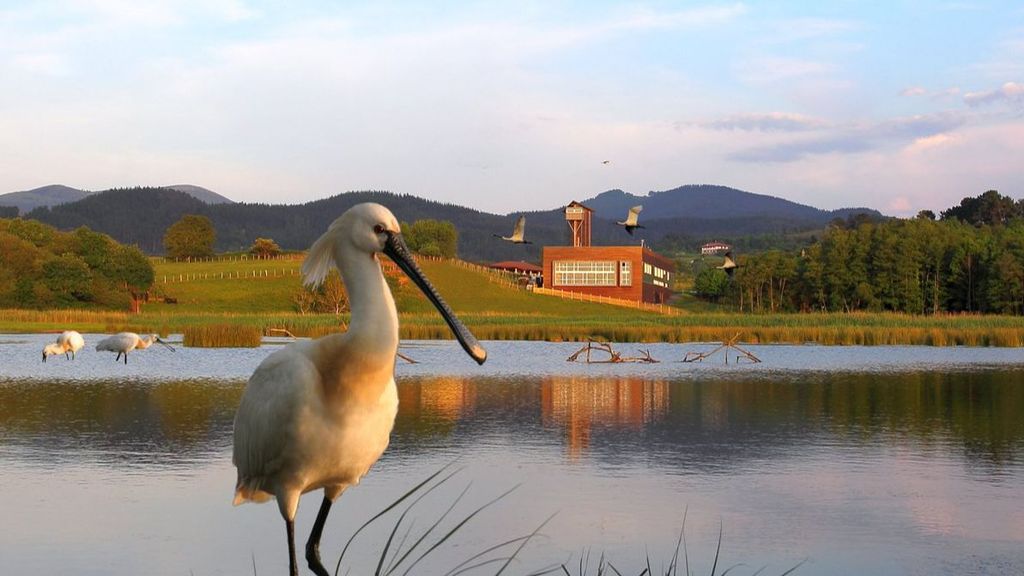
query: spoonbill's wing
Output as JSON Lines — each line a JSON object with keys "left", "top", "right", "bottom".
{"left": 512, "top": 216, "right": 526, "bottom": 241}
{"left": 626, "top": 205, "right": 643, "bottom": 226}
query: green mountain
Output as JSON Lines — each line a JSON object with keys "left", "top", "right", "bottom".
{"left": 0, "top": 184, "right": 91, "bottom": 213}
{"left": 23, "top": 185, "right": 883, "bottom": 261}
{"left": 0, "top": 183, "right": 234, "bottom": 214}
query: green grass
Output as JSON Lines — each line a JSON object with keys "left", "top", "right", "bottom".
{"left": 3, "top": 256, "right": 1023, "bottom": 346}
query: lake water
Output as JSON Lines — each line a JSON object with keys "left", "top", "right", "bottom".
{"left": 1, "top": 334, "right": 1023, "bottom": 575}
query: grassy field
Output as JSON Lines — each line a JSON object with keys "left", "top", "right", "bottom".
{"left": 3, "top": 255, "right": 1024, "bottom": 346}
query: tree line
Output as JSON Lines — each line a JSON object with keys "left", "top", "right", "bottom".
{"left": 0, "top": 218, "right": 154, "bottom": 311}
{"left": 696, "top": 190, "right": 1024, "bottom": 315}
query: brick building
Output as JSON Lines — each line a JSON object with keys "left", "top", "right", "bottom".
{"left": 541, "top": 202, "right": 675, "bottom": 304}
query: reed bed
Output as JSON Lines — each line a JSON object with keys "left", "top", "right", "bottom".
{"left": 183, "top": 324, "right": 263, "bottom": 348}
{"left": 3, "top": 308, "right": 1023, "bottom": 347}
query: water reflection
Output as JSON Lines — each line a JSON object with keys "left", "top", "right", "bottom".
{"left": 2, "top": 370, "right": 1021, "bottom": 470}
{"left": 1, "top": 369, "right": 1023, "bottom": 575}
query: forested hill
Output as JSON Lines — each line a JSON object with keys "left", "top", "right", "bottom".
{"left": 579, "top": 185, "right": 879, "bottom": 223}
{"left": 25, "top": 185, "right": 882, "bottom": 261}
{"left": 0, "top": 183, "right": 233, "bottom": 214}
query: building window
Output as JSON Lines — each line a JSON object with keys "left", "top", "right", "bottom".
{"left": 619, "top": 261, "right": 632, "bottom": 286}
{"left": 553, "top": 260, "right": 616, "bottom": 286}
{"left": 643, "top": 261, "right": 671, "bottom": 288}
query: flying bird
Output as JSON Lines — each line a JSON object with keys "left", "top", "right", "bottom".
{"left": 616, "top": 205, "right": 645, "bottom": 236}
{"left": 602, "top": 160, "right": 611, "bottom": 164}
{"left": 718, "top": 251, "right": 740, "bottom": 278}
{"left": 42, "top": 330, "right": 85, "bottom": 362}
{"left": 493, "top": 215, "right": 532, "bottom": 244}
{"left": 232, "top": 203, "right": 486, "bottom": 576}
{"left": 95, "top": 332, "right": 175, "bottom": 364}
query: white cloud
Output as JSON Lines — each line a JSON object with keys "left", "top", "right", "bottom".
{"left": 699, "top": 112, "right": 827, "bottom": 132}
{"left": 905, "top": 133, "right": 956, "bottom": 153}
{"left": 728, "top": 113, "right": 964, "bottom": 163}
{"left": 734, "top": 56, "right": 833, "bottom": 84}
{"left": 901, "top": 86, "right": 927, "bottom": 97}
{"left": 963, "top": 81, "right": 1024, "bottom": 106}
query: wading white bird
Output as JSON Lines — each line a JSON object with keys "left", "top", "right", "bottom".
{"left": 42, "top": 330, "right": 85, "bottom": 362}
{"left": 94, "top": 332, "right": 175, "bottom": 364}
{"left": 493, "top": 215, "right": 532, "bottom": 244}
{"left": 616, "top": 205, "right": 645, "bottom": 236}
{"left": 232, "top": 203, "right": 486, "bottom": 576}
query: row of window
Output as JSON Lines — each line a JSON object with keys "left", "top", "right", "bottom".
{"left": 553, "top": 260, "right": 634, "bottom": 287}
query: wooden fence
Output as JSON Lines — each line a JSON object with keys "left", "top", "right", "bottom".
{"left": 154, "top": 253, "right": 305, "bottom": 264}
{"left": 162, "top": 269, "right": 299, "bottom": 283}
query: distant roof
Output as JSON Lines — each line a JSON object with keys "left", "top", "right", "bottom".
{"left": 565, "top": 200, "right": 593, "bottom": 211}
{"left": 490, "top": 261, "right": 542, "bottom": 273}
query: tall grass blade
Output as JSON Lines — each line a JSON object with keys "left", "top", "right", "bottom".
{"left": 397, "top": 484, "right": 521, "bottom": 576}
{"left": 777, "top": 559, "right": 807, "bottom": 576}
{"left": 709, "top": 522, "right": 722, "bottom": 576}
{"left": 493, "top": 511, "right": 557, "bottom": 576}
{"left": 384, "top": 482, "right": 472, "bottom": 575}
{"left": 443, "top": 535, "right": 534, "bottom": 576}
{"left": 333, "top": 461, "right": 460, "bottom": 576}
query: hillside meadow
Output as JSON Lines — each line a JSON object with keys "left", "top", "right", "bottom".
{"left": 3, "top": 255, "right": 1024, "bottom": 347}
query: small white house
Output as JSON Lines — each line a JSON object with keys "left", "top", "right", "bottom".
{"left": 701, "top": 241, "right": 731, "bottom": 255}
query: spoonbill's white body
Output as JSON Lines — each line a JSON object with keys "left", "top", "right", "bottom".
{"left": 57, "top": 331, "right": 85, "bottom": 358}
{"left": 42, "top": 330, "right": 86, "bottom": 362}
{"left": 232, "top": 203, "right": 486, "bottom": 576}
{"left": 95, "top": 332, "right": 174, "bottom": 364}
{"left": 616, "top": 205, "right": 645, "bottom": 236}
{"left": 494, "top": 215, "right": 532, "bottom": 244}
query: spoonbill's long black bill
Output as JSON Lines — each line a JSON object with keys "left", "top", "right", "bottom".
{"left": 382, "top": 231, "right": 487, "bottom": 365}
{"left": 157, "top": 337, "right": 176, "bottom": 352}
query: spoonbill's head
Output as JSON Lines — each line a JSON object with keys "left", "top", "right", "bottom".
{"left": 142, "top": 334, "right": 175, "bottom": 351}
{"left": 42, "top": 343, "right": 63, "bottom": 362}
{"left": 303, "top": 202, "right": 487, "bottom": 365}
{"left": 152, "top": 335, "right": 176, "bottom": 351}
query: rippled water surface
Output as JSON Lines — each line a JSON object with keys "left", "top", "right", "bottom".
{"left": 1, "top": 334, "right": 1023, "bottom": 575}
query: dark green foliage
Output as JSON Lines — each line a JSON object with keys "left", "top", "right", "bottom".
{"left": 0, "top": 218, "right": 154, "bottom": 310}
{"left": 732, "top": 209, "right": 1024, "bottom": 315}
{"left": 163, "top": 214, "right": 216, "bottom": 259}
{"left": 694, "top": 268, "right": 729, "bottom": 301}
{"left": 402, "top": 219, "right": 458, "bottom": 258}
{"left": 25, "top": 185, "right": 880, "bottom": 262}
{"left": 941, "top": 189, "right": 1022, "bottom": 226}
{"left": 42, "top": 253, "right": 93, "bottom": 302}
{"left": 0, "top": 206, "right": 17, "bottom": 218}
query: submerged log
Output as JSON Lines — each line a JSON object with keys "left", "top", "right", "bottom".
{"left": 567, "top": 340, "right": 658, "bottom": 363}
{"left": 681, "top": 333, "right": 761, "bottom": 364}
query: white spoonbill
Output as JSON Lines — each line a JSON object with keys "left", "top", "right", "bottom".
{"left": 57, "top": 330, "right": 85, "bottom": 359}
{"left": 94, "top": 332, "right": 175, "bottom": 364}
{"left": 232, "top": 203, "right": 486, "bottom": 576}
{"left": 493, "top": 215, "right": 532, "bottom": 244}
{"left": 42, "top": 330, "right": 86, "bottom": 362}
{"left": 616, "top": 205, "right": 645, "bottom": 236}
{"left": 41, "top": 343, "right": 65, "bottom": 362}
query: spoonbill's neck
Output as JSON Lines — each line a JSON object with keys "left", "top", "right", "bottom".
{"left": 336, "top": 245, "right": 399, "bottom": 356}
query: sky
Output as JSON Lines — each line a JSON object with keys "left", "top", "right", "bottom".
{"left": 1, "top": 1, "right": 1022, "bottom": 215}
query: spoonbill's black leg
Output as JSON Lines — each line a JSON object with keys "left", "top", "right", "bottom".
{"left": 305, "top": 495, "right": 333, "bottom": 576}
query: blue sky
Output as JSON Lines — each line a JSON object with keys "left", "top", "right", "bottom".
{"left": 1, "top": 1, "right": 1022, "bottom": 215}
